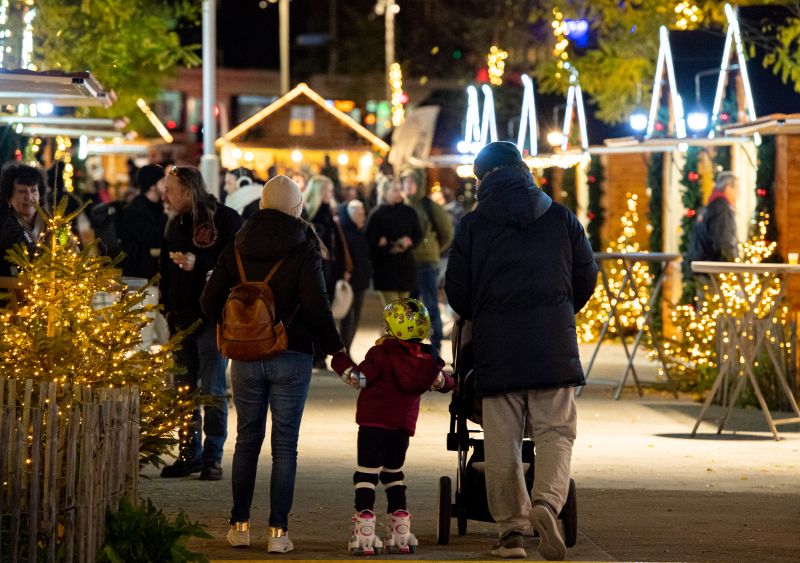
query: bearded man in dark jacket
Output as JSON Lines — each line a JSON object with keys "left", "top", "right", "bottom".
{"left": 445, "top": 142, "right": 597, "bottom": 561}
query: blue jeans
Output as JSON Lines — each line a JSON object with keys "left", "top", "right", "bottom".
{"left": 414, "top": 263, "right": 443, "bottom": 355}
{"left": 230, "top": 351, "right": 313, "bottom": 528}
{"left": 173, "top": 320, "right": 228, "bottom": 464}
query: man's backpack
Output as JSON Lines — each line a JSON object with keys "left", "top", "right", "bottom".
{"left": 217, "top": 248, "right": 291, "bottom": 361}
{"left": 89, "top": 201, "right": 124, "bottom": 258}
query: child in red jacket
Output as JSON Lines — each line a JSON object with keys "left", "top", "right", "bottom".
{"left": 332, "top": 297, "right": 454, "bottom": 556}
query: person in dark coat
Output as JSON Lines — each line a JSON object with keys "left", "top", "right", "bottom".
{"left": 337, "top": 200, "right": 372, "bottom": 350}
{"left": 686, "top": 171, "right": 739, "bottom": 265}
{"left": 200, "top": 175, "right": 346, "bottom": 553}
{"left": 120, "top": 164, "right": 167, "bottom": 279}
{"left": 159, "top": 166, "right": 243, "bottom": 481}
{"left": 0, "top": 162, "right": 46, "bottom": 277}
{"left": 365, "top": 177, "right": 422, "bottom": 304}
{"left": 445, "top": 142, "right": 598, "bottom": 561}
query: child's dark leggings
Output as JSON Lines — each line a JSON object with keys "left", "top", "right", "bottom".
{"left": 353, "top": 425, "right": 410, "bottom": 513}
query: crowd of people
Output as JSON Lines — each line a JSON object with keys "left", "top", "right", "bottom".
{"left": 0, "top": 142, "right": 599, "bottom": 561}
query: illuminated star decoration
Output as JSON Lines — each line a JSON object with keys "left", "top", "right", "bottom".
{"left": 647, "top": 26, "right": 687, "bottom": 139}
{"left": 560, "top": 66, "right": 589, "bottom": 151}
{"left": 516, "top": 74, "right": 538, "bottom": 156}
{"left": 709, "top": 3, "right": 758, "bottom": 142}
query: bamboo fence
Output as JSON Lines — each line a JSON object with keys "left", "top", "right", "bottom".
{"left": 0, "top": 378, "right": 139, "bottom": 562}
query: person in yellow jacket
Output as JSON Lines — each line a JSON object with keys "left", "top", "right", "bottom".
{"left": 399, "top": 167, "right": 453, "bottom": 356}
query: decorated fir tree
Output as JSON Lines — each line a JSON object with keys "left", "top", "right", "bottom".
{"left": 576, "top": 193, "right": 653, "bottom": 343}
{"left": 661, "top": 215, "right": 792, "bottom": 399}
{"left": 679, "top": 146, "right": 703, "bottom": 303}
{"left": 0, "top": 198, "right": 195, "bottom": 467}
{"left": 585, "top": 156, "right": 605, "bottom": 252}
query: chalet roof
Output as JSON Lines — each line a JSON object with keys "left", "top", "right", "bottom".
{"left": 0, "top": 69, "right": 112, "bottom": 107}
{"left": 216, "top": 83, "right": 390, "bottom": 153}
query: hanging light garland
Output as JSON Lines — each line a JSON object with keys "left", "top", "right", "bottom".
{"left": 389, "top": 62, "right": 405, "bottom": 127}
{"left": 674, "top": 1, "right": 703, "bottom": 31}
{"left": 54, "top": 135, "right": 74, "bottom": 192}
{"left": 487, "top": 45, "right": 508, "bottom": 86}
{"left": 552, "top": 7, "right": 570, "bottom": 81}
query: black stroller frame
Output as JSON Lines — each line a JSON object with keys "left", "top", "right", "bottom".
{"left": 435, "top": 319, "right": 578, "bottom": 546}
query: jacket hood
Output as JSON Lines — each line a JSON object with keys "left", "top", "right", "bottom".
{"left": 379, "top": 337, "right": 443, "bottom": 395}
{"left": 337, "top": 203, "right": 357, "bottom": 231}
{"left": 400, "top": 167, "right": 427, "bottom": 202}
{"left": 476, "top": 167, "right": 552, "bottom": 227}
{"left": 235, "top": 208, "right": 312, "bottom": 260}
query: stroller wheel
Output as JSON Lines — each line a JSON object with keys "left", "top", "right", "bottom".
{"left": 559, "top": 478, "right": 578, "bottom": 548}
{"left": 436, "top": 476, "right": 452, "bottom": 545}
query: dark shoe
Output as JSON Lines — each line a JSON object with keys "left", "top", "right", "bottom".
{"left": 199, "top": 461, "right": 223, "bottom": 481}
{"left": 160, "top": 458, "right": 202, "bottom": 478}
{"left": 490, "top": 530, "right": 526, "bottom": 558}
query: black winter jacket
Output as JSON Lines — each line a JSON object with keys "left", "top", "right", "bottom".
{"left": 0, "top": 212, "right": 41, "bottom": 276}
{"left": 365, "top": 202, "right": 422, "bottom": 292}
{"left": 686, "top": 196, "right": 738, "bottom": 265}
{"left": 120, "top": 194, "right": 166, "bottom": 280}
{"left": 445, "top": 167, "right": 598, "bottom": 396}
{"left": 160, "top": 202, "right": 243, "bottom": 330}
{"left": 337, "top": 205, "right": 372, "bottom": 292}
{"left": 200, "top": 209, "right": 344, "bottom": 356}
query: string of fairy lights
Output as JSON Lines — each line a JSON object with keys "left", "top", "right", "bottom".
{"left": 576, "top": 193, "right": 653, "bottom": 343}
{"left": 674, "top": 1, "right": 703, "bottom": 31}
{"left": 552, "top": 7, "right": 570, "bottom": 81}
{"left": 389, "top": 62, "right": 405, "bottom": 127}
{"left": 487, "top": 45, "right": 508, "bottom": 86}
{"left": 0, "top": 203, "right": 196, "bottom": 464}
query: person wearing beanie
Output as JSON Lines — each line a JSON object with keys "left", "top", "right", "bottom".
{"left": 400, "top": 166, "right": 453, "bottom": 356}
{"left": 119, "top": 164, "right": 167, "bottom": 279}
{"left": 200, "top": 173, "right": 347, "bottom": 553}
{"left": 260, "top": 175, "right": 304, "bottom": 217}
{"left": 445, "top": 141, "right": 598, "bottom": 561}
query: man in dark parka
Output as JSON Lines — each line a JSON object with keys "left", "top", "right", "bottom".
{"left": 445, "top": 142, "right": 598, "bottom": 561}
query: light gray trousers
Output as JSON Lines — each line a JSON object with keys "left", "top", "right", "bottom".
{"left": 482, "top": 387, "right": 577, "bottom": 537}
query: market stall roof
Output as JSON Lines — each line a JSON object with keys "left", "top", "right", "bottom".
{"left": 0, "top": 69, "right": 112, "bottom": 107}
{"left": 217, "top": 82, "right": 390, "bottom": 153}
{"left": 722, "top": 114, "right": 800, "bottom": 136}
{"left": 0, "top": 115, "right": 127, "bottom": 139}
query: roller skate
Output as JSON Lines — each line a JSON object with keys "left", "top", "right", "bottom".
{"left": 348, "top": 510, "right": 383, "bottom": 555}
{"left": 384, "top": 510, "right": 418, "bottom": 554}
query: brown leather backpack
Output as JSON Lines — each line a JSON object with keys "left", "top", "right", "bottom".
{"left": 217, "top": 248, "right": 291, "bottom": 361}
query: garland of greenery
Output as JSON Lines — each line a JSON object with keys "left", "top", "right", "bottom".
{"left": 561, "top": 165, "right": 577, "bottom": 214}
{"left": 586, "top": 156, "right": 605, "bottom": 251}
{"left": 753, "top": 135, "right": 777, "bottom": 247}
{"left": 679, "top": 146, "right": 702, "bottom": 304}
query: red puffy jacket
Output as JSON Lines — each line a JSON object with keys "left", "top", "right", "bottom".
{"left": 335, "top": 337, "right": 453, "bottom": 436}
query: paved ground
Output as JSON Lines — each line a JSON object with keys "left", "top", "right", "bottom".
{"left": 140, "top": 292, "right": 800, "bottom": 562}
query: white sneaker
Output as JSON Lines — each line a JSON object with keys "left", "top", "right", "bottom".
{"left": 529, "top": 504, "right": 566, "bottom": 561}
{"left": 268, "top": 527, "right": 294, "bottom": 554}
{"left": 227, "top": 522, "right": 250, "bottom": 548}
{"left": 348, "top": 510, "right": 383, "bottom": 555}
{"left": 384, "top": 510, "right": 418, "bottom": 554}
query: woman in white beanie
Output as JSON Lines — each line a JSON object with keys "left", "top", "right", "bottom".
{"left": 201, "top": 175, "right": 350, "bottom": 553}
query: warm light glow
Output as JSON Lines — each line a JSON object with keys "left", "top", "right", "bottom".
{"left": 291, "top": 149, "right": 303, "bottom": 162}
{"left": 487, "top": 45, "right": 508, "bottom": 86}
{"left": 674, "top": 1, "right": 703, "bottom": 30}
{"left": 547, "top": 130, "right": 565, "bottom": 147}
{"left": 456, "top": 164, "right": 474, "bottom": 178}
{"left": 389, "top": 62, "right": 406, "bottom": 127}
{"left": 337, "top": 152, "right": 349, "bottom": 165}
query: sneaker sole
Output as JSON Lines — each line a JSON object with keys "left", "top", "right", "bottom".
{"left": 490, "top": 546, "right": 526, "bottom": 558}
{"left": 530, "top": 507, "right": 567, "bottom": 561}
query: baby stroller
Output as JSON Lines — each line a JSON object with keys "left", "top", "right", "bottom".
{"left": 435, "top": 319, "right": 578, "bottom": 546}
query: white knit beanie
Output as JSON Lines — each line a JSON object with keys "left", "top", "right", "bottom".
{"left": 260, "top": 175, "right": 303, "bottom": 218}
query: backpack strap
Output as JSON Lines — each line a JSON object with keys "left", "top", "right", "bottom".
{"left": 234, "top": 246, "right": 249, "bottom": 282}
{"left": 263, "top": 256, "right": 286, "bottom": 283}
